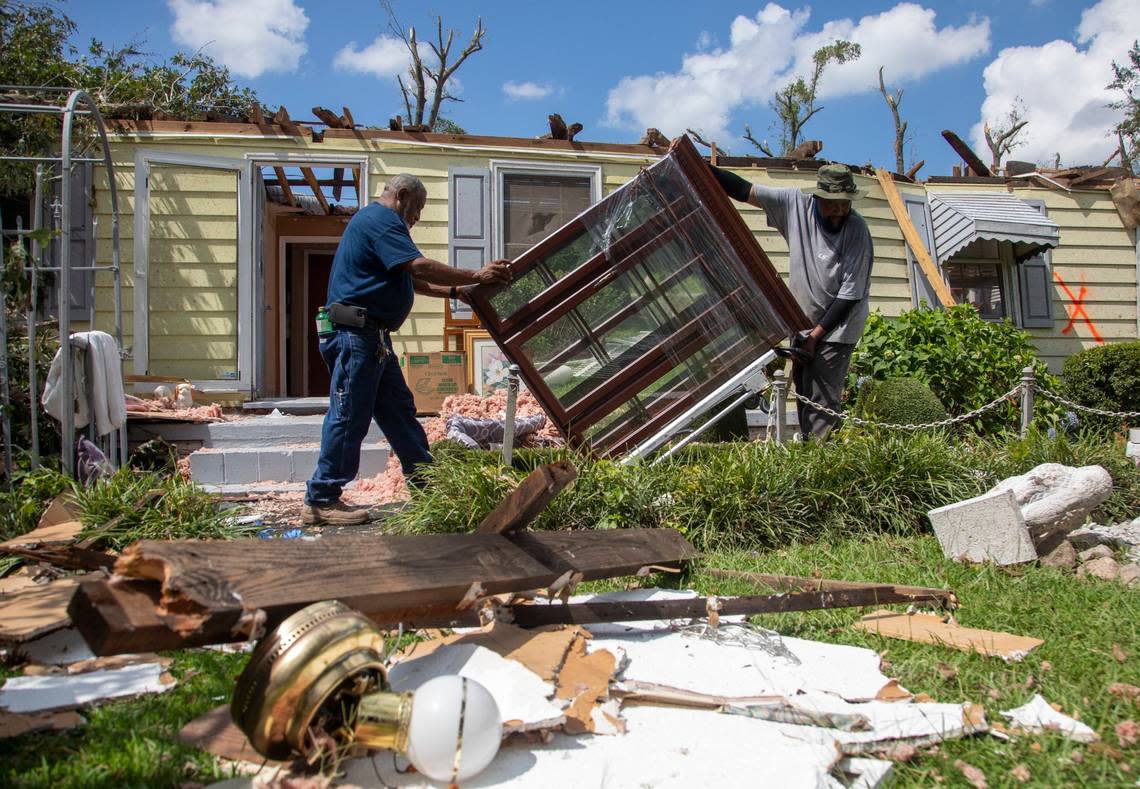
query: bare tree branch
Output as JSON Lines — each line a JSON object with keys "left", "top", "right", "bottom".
{"left": 983, "top": 99, "right": 1028, "bottom": 172}
{"left": 878, "top": 66, "right": 907, "bottom": 173}
{"left": 686, "top": 128, "right": 712, "bottom": 149}
{"left": 742, "top": 125, "right": 774, "bottom": 157}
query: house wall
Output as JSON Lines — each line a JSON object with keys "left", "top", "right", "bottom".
{"left": 91, "top": 128, "right": 1136, "bottom": 396}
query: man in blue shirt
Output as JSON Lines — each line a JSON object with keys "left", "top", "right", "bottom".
{"left": 303, "top": 174, "right": 511, "bottom": 525}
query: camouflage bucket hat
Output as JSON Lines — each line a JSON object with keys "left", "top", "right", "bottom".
{"left": 809, "top": 164, "right": 865, "bottom": 200}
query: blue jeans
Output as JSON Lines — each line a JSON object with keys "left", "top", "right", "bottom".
{"left": 305, "top": 328, "right": 432, "bottom": 505}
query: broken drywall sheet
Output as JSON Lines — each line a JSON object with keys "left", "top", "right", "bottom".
{"left": 387, "top": 643, "right": 566, "bottom": 733}
{"left": 19, "top": 627, "right": 96, "bottom": 666}
{"left": 853, "top": 610, "right": 1044, "bottom": 662}
{"left": 589, "top": 627, "right": 892, "bottom": 702}
{"left": 0, "top": 661, "right": 174, "bottom": 713}
{"left": 1002, "top": 694, "right": 1099, "bottom": 742}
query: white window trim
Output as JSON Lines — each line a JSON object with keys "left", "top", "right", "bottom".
{"left": 944, "top": 249, "right": 1021, "bottom": 324}
{"left": 488, "top": 160, "right": 602, "bottom": 259}
{"left": 132, "top": 149, "right": 253, "bottom": 391}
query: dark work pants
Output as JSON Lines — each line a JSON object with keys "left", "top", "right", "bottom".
{"left": 305, "top": 328, "right": 432, "bottom": 506}
{"left": 792, "top": 341, "right": 855, "bottom": 440}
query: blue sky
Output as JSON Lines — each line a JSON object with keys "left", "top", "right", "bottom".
{"left": 65, "top": 0, "right": 1138, "bottom": 176}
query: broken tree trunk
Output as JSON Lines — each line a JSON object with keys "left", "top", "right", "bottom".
{"left": 70, "top": 529, "right": 699, "bottom": 655}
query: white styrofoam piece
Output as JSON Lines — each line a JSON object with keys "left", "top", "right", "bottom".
{"left": 19, "top": 627, "right": 96, "bottom": 666}
{"left": 1001, "top": 694, "right": 1098, "bottom": 742}
{"left": 0, "top": 662, "right": 171, "bottom": 713}
{"left": 590, "top": 629, "right": 890, "bottom": 701}
{"left": 388, "top": 644, "right": 565, "bottom": 732}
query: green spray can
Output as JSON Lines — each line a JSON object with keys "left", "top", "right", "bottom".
{"left": 315, "top": 306, "right": 333, "bottom": 337}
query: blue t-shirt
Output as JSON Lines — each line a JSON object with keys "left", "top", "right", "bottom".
{"left": 325, "top": 203, "right": 421, "bottom": 331}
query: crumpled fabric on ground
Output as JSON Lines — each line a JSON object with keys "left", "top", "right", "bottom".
{"left": 444, "top": 413, "right": 547, "bottom": 449}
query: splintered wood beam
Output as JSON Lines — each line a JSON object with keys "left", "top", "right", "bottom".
{"left": 332, "top": 167, "right": 344, "bottom": 202}
{"left": 69, "top": 528, "right": 699, "bottom": 655}
{"left": 477, "top": 461, "right": 577, "bottom": 534}
{"left": 875, "top": 169, "right": 956, "bottom": 308}
{"left": 704, "top": 567, "right": 956, "bottom": 607}
{"left": 312, "top": 106, "right": 346, "bottom": 129}
{"left": 342, "top": 106, "right": 355, "bottom": 129}
{"left": 352, "top": 167, "right": 362, "bottom": 204}
{"left": 273, "top": 105, "right": 302, "bottom": 137}
{"left": 940, "top": 130, "right": 991, "bottom": 177}
{"left": 1068, "top": 167, "right": 1111, "bottom": 187}
{"left": 271, "top": 166, "right": 295, "bottom": 206}
{"left": 299, "top": 167, "right": 330, "bottom": 214}
{"left": 904, "top": 159, "right": 925, "bottom": 180}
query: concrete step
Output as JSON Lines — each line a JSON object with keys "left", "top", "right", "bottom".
{"left": 133, "top": 414, "right": 384, "bottom": 450}
{"left": 188, "top": 442, "right": 390, "bottom": 484}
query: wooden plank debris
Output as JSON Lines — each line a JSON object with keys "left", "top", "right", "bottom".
{"left": 876, "top": 169, "right": 957, "bottom": 307}
{"left": 853, "top": 610, "right": 1044, "bottom": 661}
{"left": 69, "top": 529, "right": 698, "bottom": 655}
{"left": 0, "top": 579, "right": 78, "bottom": 643}
{"left": 940, "top": 130, "right": 991, "bottom": 176}
{"left": 476, "top": 461, "right": 578, "bottom": 534}
{"left": 705, "top": 567, "right": 956, "bottom": 608}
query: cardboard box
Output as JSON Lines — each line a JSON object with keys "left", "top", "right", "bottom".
{"left": 402, "top": 352, "right": 466, "bottom": 414}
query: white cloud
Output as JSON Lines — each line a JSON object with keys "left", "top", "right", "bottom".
{"left": 168, "top": 0, "right": 308, "bottom": 78}
{"left": 971, "top": 0, "right": 1140, "bottom": 166}
{"left": 502, "top": 81, "right": 555, "bottom": 101}
{"left": 333, "top": 35, "right": 409, "bottom": 78}
{"left": 604, "top": 3, "right": 989, "bottom": 143}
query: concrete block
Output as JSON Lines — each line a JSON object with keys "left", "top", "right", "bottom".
{"left": 1130, "top": 428, "right": 1140, "bottom": 444}
{"left": 1127, "top": 442, "right": 1140, "bottom": 460}
{"left": 290, "top": 447, "right": 320, "bottom": 481}
{"left": 188, "top": 451, "right": 224, "bottom": 485}
{"left": 358, "top": 446, "right": 391, "bottom": 478}
{"left": 257, "top": 450, "right": 294, "bottom": 483}
{"left": 927, "top": 489, "right": 1038, "bottom": 565}
{"left": 222, "top": 450, "right": 260, "bottom": 485}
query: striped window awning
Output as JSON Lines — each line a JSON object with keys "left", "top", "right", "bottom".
{"left": 929, "top": 192, "right": 1061, "bottom": 262}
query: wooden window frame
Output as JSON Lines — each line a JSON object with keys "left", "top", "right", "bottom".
{"left": 469, "top": 136, "right": 809, "bottom": 456}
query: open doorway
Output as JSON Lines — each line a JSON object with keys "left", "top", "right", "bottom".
{"left": 284, "top": 242, "right": 338, "bottom": 396}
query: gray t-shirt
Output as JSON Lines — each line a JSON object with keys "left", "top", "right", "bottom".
{"left": 750, "top": 185, "right": 874, "bottom": 344}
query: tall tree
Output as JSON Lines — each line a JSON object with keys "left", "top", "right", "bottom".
{"left": 877, "top": 66, "right": 908, "bottom": 174}
{"left": 982, "top": 98, "right": 1028, "bottom": 173}
{"left": 1108, "top": 39, "right": 1139, "bottom": 173}
{"left": 381, "top": 1, "right": 484, "bottom": 132}
{"left": 744, "top": 40, "right": 861, "bottom": 156}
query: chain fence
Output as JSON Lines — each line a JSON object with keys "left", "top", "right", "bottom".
{"left": 771, "top": 367, "right": 1140, "bottom": 435}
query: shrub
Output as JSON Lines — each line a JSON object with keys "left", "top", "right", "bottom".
{"left": 848, "top": 305, "right": 1060, "bottom": 433}
{"left": 1060, "top": 341, "right": 1140, "bottom": 434}
{"left": 0, "top": 465, "right": 69, "bottom": 541}
{"left": 857, "top": 377, "right": 948, "bottom": 426}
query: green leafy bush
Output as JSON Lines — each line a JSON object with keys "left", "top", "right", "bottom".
{"left": 0, "top": 466, "right": 69, "bottom": 542}
{"left": 848, "top": 305, "right": 1059, "bottom": 433}
{"left": 1060, "top": 341, "right": 1140, "bottom": 434}
{"left": 857, "top": 377, "right": 948, "bottom": 426}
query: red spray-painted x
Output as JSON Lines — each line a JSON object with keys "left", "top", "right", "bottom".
{"left": 1053, "top": 271, "right": 1104, "bottom": 344}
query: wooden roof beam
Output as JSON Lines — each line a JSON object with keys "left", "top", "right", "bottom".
{"left": 299, "top": 167, "right": 330, "bottom": 214}
{"left": 271, "top": 166, "right": 295, "bottom": 207}
{"left": 940, "top": 130, "right": 991, "bottom": 177}
{"left": 332, "top": 167, "right": 344, "bottom": 202}
{"left": 353, "top": 167, "right": 362, "bottom": 205}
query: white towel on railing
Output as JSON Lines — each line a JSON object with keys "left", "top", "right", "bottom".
{"left": 41, "top": 331, "right": 126, "bottom": 436}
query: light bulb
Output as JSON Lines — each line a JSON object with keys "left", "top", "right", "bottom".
{"left": 405, "top": 675, "right": 502, "bottom": 784}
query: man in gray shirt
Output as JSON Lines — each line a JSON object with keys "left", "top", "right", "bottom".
{"left": 710, "top": 163, "right": 874, "bottom": 438}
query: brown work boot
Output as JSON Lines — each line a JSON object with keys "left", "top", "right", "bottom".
{"left": 301, "top": 501, "right": 370, "bottom": 525}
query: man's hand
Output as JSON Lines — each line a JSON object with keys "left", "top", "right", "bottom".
{"left": 473, "top": 260, "right": 512, "bottom": 285}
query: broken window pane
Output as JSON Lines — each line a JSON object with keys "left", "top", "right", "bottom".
{"left": 470, "top": 137, "right": 809, "bottom": 456}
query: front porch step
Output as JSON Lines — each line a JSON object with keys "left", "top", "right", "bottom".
{"left": 242, "top": 397, "right": 330, "bottom": 415}
{"left": 188, "top": 442, "right": 390, "bottom": 484}
{"left": 132, "top": 414, "right": 383, "bottom": 450}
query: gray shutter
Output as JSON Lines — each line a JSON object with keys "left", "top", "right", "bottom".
{"left": 48, "top": 163, "right": 95, "bottom": 321}
{"left": 904, "top": 195, "right": 941, "bottom": 310}
{"left": 447, "top": 167, "right": 491, "bottom": 320}
{"left": 1018, "top": 200, "right": 1054, "bottom": 328}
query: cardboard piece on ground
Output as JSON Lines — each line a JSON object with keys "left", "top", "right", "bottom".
{"left": 400, "top": 622, "right": 585, "bottom": 683}
{"left": 180, "top": 704, "right": 290, "bottom": 766}
{"left": 0, "top": 579, "right": 77, "bottom": 643}
{"left": 853, "top": 610, "right": 1044, "bottom": 662}
{"left": 0, "top": 709, "right": 84, "bottom": 739}
{"left": 0, "top": 494, "right": 83, "bottom": 549}
{"left": 555, "top": 638, "right": 617, "bottom": 735}
{"left": 402, "top": 351, "right": 465, "bottom": 413}
{"left": 0, "top": 661, "right": 174, "bottom": 713}
{"left": 388, "top": 643, "right": 566, "bottom": 734}
{"left": 1001, "top": 694, "right": 1099, "bottom": 742}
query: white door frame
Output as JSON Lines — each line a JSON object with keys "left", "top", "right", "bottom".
{"left": 133, "top": 149, "right": 254, "bottom": 390}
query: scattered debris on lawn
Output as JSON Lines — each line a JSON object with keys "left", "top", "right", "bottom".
{"left": 0, "top": 577, "right": 79, "bottom": 642}
{"left": 0, "top": 662, "right": 175, "bottom": 713}
{"left": 0, "top": 709, "right": 85, "bottom": 739}
{"left": 853, "top": 610, "right": 1044, "bottom": 662}
{"left": 1001, "top": 694, "right": 1099, "bottom": 742}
